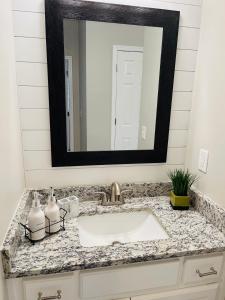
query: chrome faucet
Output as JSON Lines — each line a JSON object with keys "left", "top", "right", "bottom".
{"left": 94, "top": 182, "right": 131, "bottom": 206}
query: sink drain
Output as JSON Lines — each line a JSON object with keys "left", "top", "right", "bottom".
{"left": 111, "top": 240, "right": 122, "bottom": 246}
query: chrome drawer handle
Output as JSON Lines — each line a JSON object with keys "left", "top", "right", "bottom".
{"left": 196, "top": 267, "right": 217, "bottom": 277}
{"left": 37, "top": 290, "right": 62, "bottom": 300}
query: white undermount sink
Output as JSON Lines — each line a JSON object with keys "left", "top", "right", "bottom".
{"left": 78, "top": 210, "right": 168, "bottom": 247}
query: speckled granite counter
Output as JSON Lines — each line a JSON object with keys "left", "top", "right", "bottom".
{"left": 3, "top": 192, "right": 225, "bottom": 279}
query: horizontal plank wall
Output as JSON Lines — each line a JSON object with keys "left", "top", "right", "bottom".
{"left": 12, "top": 0, "right": 202, "bottom": 188}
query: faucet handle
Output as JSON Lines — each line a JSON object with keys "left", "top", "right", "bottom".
{"left": 120, "top": 190, "right": 132, "bottom": 201}
{"left": 94, "top": 192, "right": 108, "bottom": 205}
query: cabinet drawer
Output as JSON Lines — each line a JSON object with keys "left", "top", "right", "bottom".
{"left": 182, "top": 254, "right": 223, "bottom": 285}
{"left": 80, "top": 260, "right": 180, "bottom": 299}
{"left": 23, "top": 274, "right": 75, "bottom": 300}
{"left": 132, "top": 283, "right": 218, "bottom": 300}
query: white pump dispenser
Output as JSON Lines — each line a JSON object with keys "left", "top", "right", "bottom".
{"left": 45, "top": 189, "right": 60, "bottom": 233}
{"left": 28, "top": 192, "right": 45, "bottom": 241}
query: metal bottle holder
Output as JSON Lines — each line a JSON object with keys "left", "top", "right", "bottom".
{"left": 20, "top": 208, "right": 67, "bottom": 245}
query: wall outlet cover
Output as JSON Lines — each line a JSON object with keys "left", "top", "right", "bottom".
{"left": 198, "top": 149, "right": 209, "bottom": 173}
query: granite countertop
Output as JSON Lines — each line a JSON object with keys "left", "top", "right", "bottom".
{"left": 5, "top": 195, "right": 225, "bottom": 279}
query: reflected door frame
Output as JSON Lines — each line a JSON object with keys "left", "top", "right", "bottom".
{"left": 111, "top": 45, "right": 144, "bottom": 150}
{"left": 65, "top": 55, "right": 75, "bottom": 152}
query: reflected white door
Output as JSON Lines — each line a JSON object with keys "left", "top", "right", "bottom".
{"left": 112, "top": 46, "right": 143, "bottom": 150}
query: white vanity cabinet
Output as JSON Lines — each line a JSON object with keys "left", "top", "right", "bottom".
{"left": 6, "top": 253, "right": 225, "bottom": 300}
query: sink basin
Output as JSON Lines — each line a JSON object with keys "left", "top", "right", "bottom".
{"left": 78, "top": 210, "right": 168, "bottom": 247}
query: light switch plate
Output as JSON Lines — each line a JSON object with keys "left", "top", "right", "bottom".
{"left": 141, "top": 126, "right": 147, "bottom": 140}
{"left": 198, "top": 149, "right": 209, "bottom": 173}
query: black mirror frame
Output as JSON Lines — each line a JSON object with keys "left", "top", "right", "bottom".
{"left": 45, "top": 0, "right": 180, "bottom": 167}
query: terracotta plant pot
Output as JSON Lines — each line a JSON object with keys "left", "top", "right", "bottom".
{"left": 170, "top": 191, "right": 190, "bottom": 210}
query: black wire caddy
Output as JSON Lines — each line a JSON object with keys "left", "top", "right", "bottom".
{"left": 20, "top": 208, "right": 67, "bottom": 245}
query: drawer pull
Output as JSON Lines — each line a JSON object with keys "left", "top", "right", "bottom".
{"left": 196, "top": 267, "right": 217, "bottom": 277}
{"left": 37, "top": 290, "right": 62, "bottom": 300}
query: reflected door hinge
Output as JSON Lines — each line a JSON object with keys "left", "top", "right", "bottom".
{"left": 115, "top": 118, "right": 117, "bottom": 125}
{"left": 67, "top": 111, "right": 70, "bottom": 117}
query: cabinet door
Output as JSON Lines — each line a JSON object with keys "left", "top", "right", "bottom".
{"left": 132, "top": 283, "right": 218, "bottom": 300}
{"left": 80, "top": 260, "right": 179, "bottom": 299}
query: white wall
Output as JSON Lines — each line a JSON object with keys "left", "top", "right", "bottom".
{"left": 0, "top": 0, "right": 25, "bottom": 299}
{"left": 12, "top": 0, "right": 201, "bottom": 188}
{"left": 186, "top": 0, "right": 225, "bottom": 208}
{"left": 0, "top": 1, "right": 25, "bottom": 243}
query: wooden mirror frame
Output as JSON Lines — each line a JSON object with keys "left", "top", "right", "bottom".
{"left": 45, "top": 0, "right": 180, "bottom": 166}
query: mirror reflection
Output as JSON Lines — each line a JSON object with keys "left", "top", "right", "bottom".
{"left": 63, "top": 20, "right": 163, "bottom": 152}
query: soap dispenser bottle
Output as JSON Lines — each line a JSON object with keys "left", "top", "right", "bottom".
{"left": 28, "top": 192, "right": 45, "bottom": 241}
{"left": 45, "top": 191, "right": 60, "bottom": 234}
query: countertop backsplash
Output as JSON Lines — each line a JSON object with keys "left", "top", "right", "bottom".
{"left": 35, "top": 182, "right": 172, "bottom": 204}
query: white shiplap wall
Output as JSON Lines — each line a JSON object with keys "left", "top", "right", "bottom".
{"left": 12, "top": 0, "right": 202, "bottom": 188}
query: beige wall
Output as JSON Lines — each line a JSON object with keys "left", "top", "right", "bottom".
{"left": 186, "top": 0, "right": 225, "bottom": 207}
{"left": 0, "top": 1, "right": 25, "bottom": 299}
{"left": 139, "top": 27, "right": 163, "bottom": 150}
{"left": 86, "top": 21, "right": 144, "bottom": 150}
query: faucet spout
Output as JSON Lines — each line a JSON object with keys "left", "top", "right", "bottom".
{"left": 111, "top": 182, "right": 121, "bottom": 203}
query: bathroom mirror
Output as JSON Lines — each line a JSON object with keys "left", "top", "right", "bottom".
{"left": 63, "top": 20, "right": 163, "bottom": 152}
{"left": 45, "top": 0, "right": 180, "bottom": 166}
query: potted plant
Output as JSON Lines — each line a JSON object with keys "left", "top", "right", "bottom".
{"left": 168, "top": 169, "right": 197, "bottom": 210}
